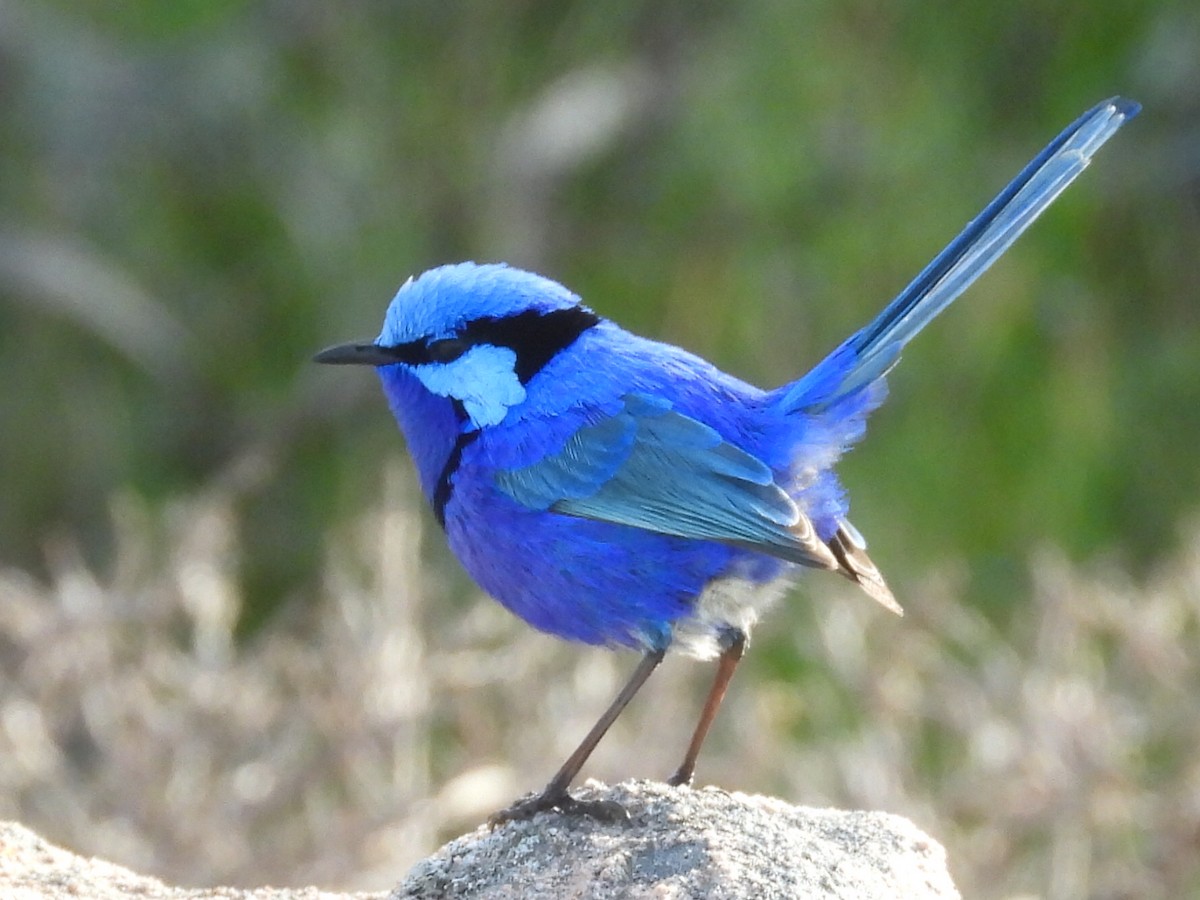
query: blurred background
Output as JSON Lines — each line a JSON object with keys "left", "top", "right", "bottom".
{"left": 1, "top": 1, "right": 1198, "bottom": 897}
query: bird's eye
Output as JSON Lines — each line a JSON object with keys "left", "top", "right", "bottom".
{"left": 426, "top": 337, "right": 468, "bottom": 363}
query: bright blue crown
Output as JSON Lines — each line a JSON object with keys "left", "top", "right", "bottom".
{"left": 379, "top": 262, "right": 587, "bottom": 345}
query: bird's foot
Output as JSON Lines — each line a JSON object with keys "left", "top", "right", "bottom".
{"left": 666, "top": 768, "right": 693, "bottom": 787}
{"left": 488, "top": 788, "right": 629, "bottom": 828}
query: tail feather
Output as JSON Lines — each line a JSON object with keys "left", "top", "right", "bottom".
{"left": 778, "top": 97, "right": 1139, "bottom": 415}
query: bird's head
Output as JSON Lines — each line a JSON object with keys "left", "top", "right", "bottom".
{"left": 315, "top": 262, "right": 600, "bottom": 429}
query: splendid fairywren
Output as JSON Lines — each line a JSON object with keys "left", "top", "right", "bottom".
{"left": 316, "top": 98, "right": 1138, "bottom": 823}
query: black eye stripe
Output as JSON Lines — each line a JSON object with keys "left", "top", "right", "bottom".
{"left": 462, "top": 306, "right": 600, "bottom": 383}
{"left": 426, "top": 337, "right": 468, "bottom": 363}
{"left": 381, "top": 306, "right": 600, "bottom": 382}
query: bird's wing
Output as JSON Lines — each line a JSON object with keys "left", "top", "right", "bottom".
{"left": 494, "top": 393, "right": 839, "bottom": 571}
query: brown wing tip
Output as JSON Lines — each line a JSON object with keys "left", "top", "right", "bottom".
{"left": 856, "top": 571, "right": 904, "bottom": 616}
{"left": 828, "top": 523, "right": 904, "bottom": 616}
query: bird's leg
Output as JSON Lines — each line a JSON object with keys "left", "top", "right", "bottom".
{"left": 490, "top": 647, "right": 665, "bottom": 826}
{"left": 667, "top": 628, "right": 746, "bottom": 787}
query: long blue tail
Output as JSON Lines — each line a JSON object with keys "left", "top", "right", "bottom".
{"left": 779, "top": 97, "right": 1139, "bottom": 414}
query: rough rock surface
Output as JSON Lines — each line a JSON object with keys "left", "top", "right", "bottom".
{"left": 2, "top": 781, "right": 959, "bottom": 899}
{"left": 0, "top": 820, "right": 385, "bottom": 900}
{"left": 396, "top": 780, "right": 960, "bottom": 899}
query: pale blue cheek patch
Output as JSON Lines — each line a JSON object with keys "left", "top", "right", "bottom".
{"left": 414, "top": 344, "right": 526, "bottom": 428}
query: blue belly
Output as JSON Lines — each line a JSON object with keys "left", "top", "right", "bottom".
{"left": 445, "top": 470, "right": 791, "bottom": 651}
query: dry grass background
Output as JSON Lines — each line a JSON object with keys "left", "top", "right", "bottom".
{"left": 2, "top": 463, "right": 1198, "bottom": 899}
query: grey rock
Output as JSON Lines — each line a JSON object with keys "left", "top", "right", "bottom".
{"left": 0, "top": 819, "right": 384, "bottom": 900}
{"left": 1, "top": 782, "right": 959, "bottom": 899}
{"left": 394, "top": 780, "right": 960, "bottom": 899}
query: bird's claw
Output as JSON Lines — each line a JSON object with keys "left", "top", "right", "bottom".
{"left": 488, "top": 789, "right": 629, "bottom": 828}
{"left": 666, "top": 769, "right": 694, "bottom": 787}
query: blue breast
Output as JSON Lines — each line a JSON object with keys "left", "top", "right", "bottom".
{"left": 377, "top": 365, "right": 462, "bottom": 501}
{"left": 446, "top": 437, "right": 789, "bottom": 649}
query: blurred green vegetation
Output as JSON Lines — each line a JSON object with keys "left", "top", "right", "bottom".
{"left": 2, "top": 1, "right": 1199, "bottom": 895}
{"left": 2, "top": 2, "right": 1196, "bottom": 618}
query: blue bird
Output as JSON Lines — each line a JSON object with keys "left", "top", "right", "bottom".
{"left": 316, "top": 97, "right": 1138, "bottom": 822}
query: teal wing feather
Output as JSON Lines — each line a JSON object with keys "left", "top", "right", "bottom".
{"left": 494, "top": 393, "right": 838, "bottom": 571}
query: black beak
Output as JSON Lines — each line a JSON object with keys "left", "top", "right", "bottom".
{"left": 313, "top": 341, "right": 397, "bottom": 366}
